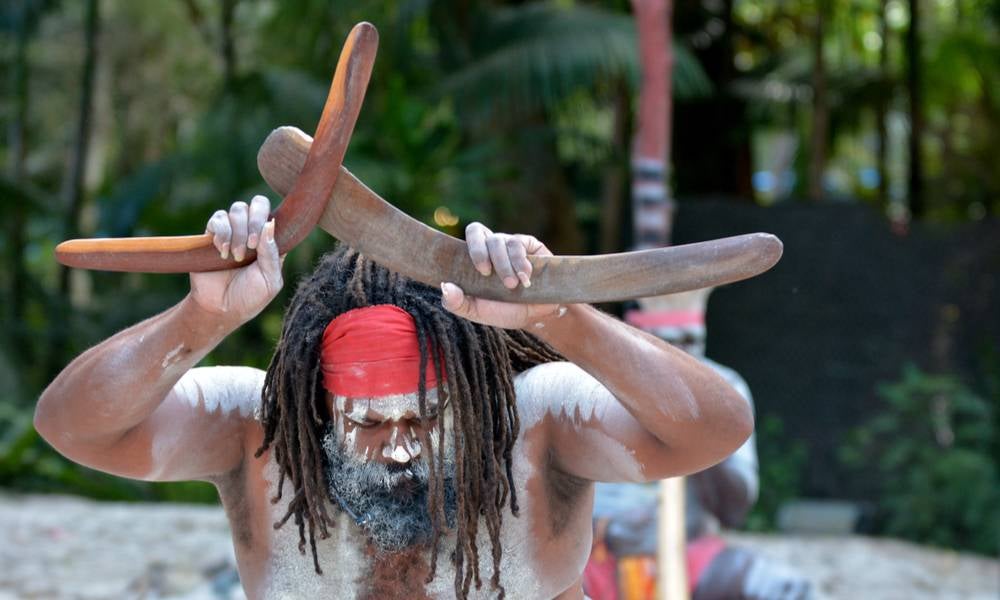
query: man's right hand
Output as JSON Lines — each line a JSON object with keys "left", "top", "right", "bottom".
{"left": 190, "top": 195, "right": 284, "bottom": 324}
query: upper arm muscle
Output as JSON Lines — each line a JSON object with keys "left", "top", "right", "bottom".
{"left": 87, "top": 366, "right": 264, "bottom": 482}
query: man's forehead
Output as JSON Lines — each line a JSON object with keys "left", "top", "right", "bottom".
{"left": 333, "top": 387, "right": 441, "bottom": 416}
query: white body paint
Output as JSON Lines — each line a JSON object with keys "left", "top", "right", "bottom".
{"left": 260, "top": 457, "right": 370, "bottom": 600}
{"left": 513, "top": 362, "right": 612, "bottom": 427}
{"left": 174, "top": 366, "right": 264, "bottom": 418}
{"left": 334, "top": 387, "right": 442, "bottom": 423}
{"left": 256, "top": 435, "right": 579, "bottom": 598}
{"left": 161, "top": 343, "right": 186, "bottom": 369}
{"left": 249, "top": 371, "right": 595, "bottom": 599}
{"left": 333, "top": 388, "right": 441, "bottom": 461}
{"left": 515, "top": 362, "right": 647, "bottom": 482}
{"left": 145, "top": 367, "right": 265, "bottom": 481}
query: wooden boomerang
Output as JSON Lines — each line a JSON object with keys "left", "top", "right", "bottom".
{"left": 54, "top": 23, "right": 783, "bottom": 303}
{"left": 55, "top": 22, "right": 379, "bottom": 273}
{"left": 255, "top": 127, "right": 783, "bottom": 304}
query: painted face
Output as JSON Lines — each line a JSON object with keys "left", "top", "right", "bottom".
{"left": 327, "top": 387, "right": 448, "bottom": 464}
{"left": 322, "top": 387, "right": 458, "bottom": 551}
{"left": 321, "top": 424, "right": 458, "bottom": 551}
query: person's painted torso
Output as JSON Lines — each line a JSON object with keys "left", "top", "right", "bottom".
{"left": 216, "top": 374, "right": 594, "bottom": 600}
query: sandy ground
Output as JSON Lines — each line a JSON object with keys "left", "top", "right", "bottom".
{"left": 725, "top": 533, "right": 999, "bottom": 600}
{"left": 0, "top": 494, "right": 997, "bottom": 599}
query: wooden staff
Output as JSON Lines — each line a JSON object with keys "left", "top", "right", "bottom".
{"left": 629, "top": 1, "right": 689, "bottom": 599}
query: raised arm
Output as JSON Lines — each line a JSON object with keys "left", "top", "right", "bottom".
{"left": 35, "top": 196, "right": 283, "bottom": 482}
{"left": 441, "top": 223, "right": 753, "bottom": 483}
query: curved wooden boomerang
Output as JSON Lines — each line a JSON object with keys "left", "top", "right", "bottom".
{"left": 256, "top": 127, "right": 783, "bottom": 304}
{"left": 55, "top": 22, "right": 379, "bottom": 273}
{"left": 54, "top": 22, "right": 783, "bottom": 304}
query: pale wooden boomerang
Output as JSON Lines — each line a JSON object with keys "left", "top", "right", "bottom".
{"left": 55, "top": 23, "right": 783, "bottom": 304}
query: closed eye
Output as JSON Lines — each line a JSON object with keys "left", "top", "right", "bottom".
{"left": 347, "top": 415, "right": 382, "bottom": 428}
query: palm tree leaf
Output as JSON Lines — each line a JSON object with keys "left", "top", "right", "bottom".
{"left": 436, "top": 3, "right": 710, "bottom": 126}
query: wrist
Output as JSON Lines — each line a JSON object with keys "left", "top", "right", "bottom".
{"left": 180, "top": 293, "right": 247, "bottom": 335}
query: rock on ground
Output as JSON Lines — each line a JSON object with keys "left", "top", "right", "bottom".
{"left": 1, "top": 494, "right": 997, "bottom": 599}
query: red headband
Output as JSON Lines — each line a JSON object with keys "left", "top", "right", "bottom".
{"left": 320, "top": 305, "right": 442, "bottom": 398}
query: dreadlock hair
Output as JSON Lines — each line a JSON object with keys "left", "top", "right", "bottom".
{"left": 255, "top": 244, "right": 563, "bottom": 599}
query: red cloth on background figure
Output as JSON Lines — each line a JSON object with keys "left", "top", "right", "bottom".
{"left": 583, "top": 534, "right": 727, "bottom": 600}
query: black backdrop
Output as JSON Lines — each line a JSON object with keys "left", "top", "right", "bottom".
{"left": 670, "top": 202, "right": 999, "bottom": 499}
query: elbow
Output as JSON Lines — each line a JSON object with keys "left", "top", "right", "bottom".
{"left": 34, "top": 385, "right": 78, "bottom": 455}
{"left": 34, "top": 389, "right": 60, "bottom": 449}
{"left": 723, "top": 393, "right": 755, "bottom": 456}
{"left": 732, "top": 398, "right": 755, "bottom": 448}
{"left": 696, "top": 387, "right": 754, "bottom": 467}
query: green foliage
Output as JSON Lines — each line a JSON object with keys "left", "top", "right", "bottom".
{"left": 728, "top": 0, "right": 1000, "bottom": 214}
{"left": 6, "top": 0, "right": 704, "bottom": 503}
{"left": 839, "top": 365, "right": 1000, "bottom": 555}
{"left": 437, "top": 3, "right": 709, "bottom": 128}
{"left": 745, "top": 414, "right": 808, "bottom": 531}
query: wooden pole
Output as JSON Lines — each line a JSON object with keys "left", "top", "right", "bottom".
{"left": 628, "top": 1, "right": 688, "bottom": 598}
{"left": 658, "top": 478, "right": 688, "bottom": 600}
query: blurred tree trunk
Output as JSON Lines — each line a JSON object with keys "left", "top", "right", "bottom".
{"left": 672, "top": 0, "right": 752, "bottom": 199}
{"left": 220, "top": 0, "right": 241, "bottom": 188}
{"left": 809, "top": 0, "right": 830, "bottom": 202}
{"left": 181, "top": 0, "right": 239, "bottom": 91}
{"left": 6, "top": 0, "right": 32, "bottom": 369}
{"left": 907, "top": 0, "right": 925, "bottom": 218}
{"left": 220, "top": 0, "right": 237, "bottom": 91}
{"left": 59, "top": 0, "right": 100, "bottom": 292}
{"left": 876, "top": 0, "right": 890, "bottom": 210}
{"left": 599, "top": 79, "right": 632, "bottom": 254}
{"left": 51, "top": 0, "right": 100, "bottom": 377}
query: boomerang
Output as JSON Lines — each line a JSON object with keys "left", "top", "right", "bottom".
{"left": 54, "top": 22, "right": 783, "bottom": 304}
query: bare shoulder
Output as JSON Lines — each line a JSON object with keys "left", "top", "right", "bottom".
{"left": 513, "top": 362, "right": 615, "bottom": 429}
{"left": 513, "top": 362, "right": 658, "bottom": 484}
{"left": 113, "top": 365, "right": 267, "bottom": 483}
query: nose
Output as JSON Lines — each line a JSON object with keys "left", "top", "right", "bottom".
{"left": 382, "top": 423, "right": 422, "bottom": 464}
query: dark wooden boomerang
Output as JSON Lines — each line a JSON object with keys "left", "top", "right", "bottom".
{"left": 255, "top": 126, "right": 783, "bottom": 304}
{"left": 54, "top": 22, "right": 379, "bottom": 273}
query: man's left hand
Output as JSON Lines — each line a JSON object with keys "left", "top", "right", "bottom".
{"left": 441, "top": 222, "right": 562, "bottom": 330}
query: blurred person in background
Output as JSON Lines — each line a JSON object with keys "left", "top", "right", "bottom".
{"left": 584, "top": 290, "right": 813, "bottom": 600}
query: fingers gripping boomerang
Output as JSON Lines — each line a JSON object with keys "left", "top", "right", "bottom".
{"left": 54, "top": 23, "right": 783, "bottom": 304}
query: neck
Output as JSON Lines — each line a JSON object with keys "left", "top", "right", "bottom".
{"left": 359, "top": 543, "right": 434, "bottom": 600}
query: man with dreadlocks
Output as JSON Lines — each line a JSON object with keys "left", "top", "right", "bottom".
{"left": 36, "top": 195, "right": 754, "bottom": 599}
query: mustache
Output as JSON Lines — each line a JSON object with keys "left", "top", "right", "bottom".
{"left": 344, "top": 456, "right": 430, "bottom": 495}
{"left": 320, "top": 428, "right": 440, "bottom": 514}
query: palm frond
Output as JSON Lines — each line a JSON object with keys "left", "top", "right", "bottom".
{"left": 436, "top": 3, "right": 710, "bottom": 126}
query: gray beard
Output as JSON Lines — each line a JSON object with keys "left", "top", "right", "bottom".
{"left": 321, "top": 427, "right": 457, "bottom": 553}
